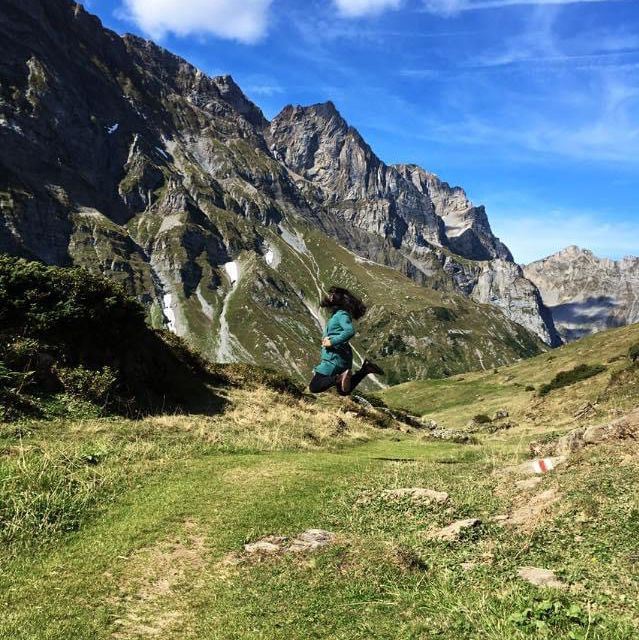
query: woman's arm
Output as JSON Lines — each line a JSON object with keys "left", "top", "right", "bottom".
{"left": 327, "top": 312, "right": 355, "bottom": 346}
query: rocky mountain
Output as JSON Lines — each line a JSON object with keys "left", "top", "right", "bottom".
{"left": 268, "top": 105, "right": 560, "bottom": 346}
{"left": 394, "top": 164, "right": 512, "bottom": 262}
{"left": 524, "top": 246, "right": 639, "bottom": 342}
{"left": 0, "top": 0, "right": 556, "bottom": 384}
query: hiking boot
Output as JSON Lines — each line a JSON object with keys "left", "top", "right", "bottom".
{"left": 362, "top": 359, "right": 384, "bottom": 376}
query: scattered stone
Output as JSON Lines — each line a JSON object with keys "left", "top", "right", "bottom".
{"left": 428, "top": 518, "right": 481, "bottom": 542}
{"left": 515, "top": 476, "right": 543, "bottom": 490}
{"left": 350, "top": 394, "right": 374, "bottom": 409}
{"left": 574, "top": 402, "right": 597, "bottom": 420}
{"left": 289, "top": 529, "right": 334, "bottom": 553}
{"left": 494, "top": 409, "right": 509, "bottom": 420}
{"left": 244, "top": 536, "right": 286, "bottom": 555}
{"left": 517, "top": 566, "right": 565, "bottom": 589}
{"left": 430, "top": 428, "right": 478, "bottom": 444}
{"left": 531, "top": 456, "right": 565, "bottom": 474}
{"left": 422, "top": 419, "right": 439, "bottom": 430}
{"left": 380, "top": 487, "right": 450, "bottom": 506}
{"left": 530, "top": 407, "right": 639, "bottom": 457}
{"left": 243, "top": 529, "right": 334, "bottom": 557}
{"left": 486, "top": 420, "right": 516, "bottom": 434}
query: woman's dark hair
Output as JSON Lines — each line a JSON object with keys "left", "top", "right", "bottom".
{"left": 320, "top": 286, "right": 367, "bottom": 320}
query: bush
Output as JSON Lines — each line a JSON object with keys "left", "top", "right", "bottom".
{"left": 55, "top": 365, "right": 117, "bottom": 405}
{"left": 379, "top": 333, "right": 407, "bottom": 357}
{"left": 0, "top": 255, "right": 226, "bottom": 418}
{"left": 538, "top": 364, "right": 607, "bottom": 397}
{"left": 431, "top": 306, "right": 457, "bottom": 322}
{"left": 525, "top": 385, "right": 535, "bottom": 392}
{"left": 628, "top": 343, "right": 639, "bottom": 364}
{"left": 472, "top": 414, "right": 492, "bottom": 424}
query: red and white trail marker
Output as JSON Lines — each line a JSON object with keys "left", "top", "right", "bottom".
{"left": 531, "top": 457, "right": 564, "bottom": 474}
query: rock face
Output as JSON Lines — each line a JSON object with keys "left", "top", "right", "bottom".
{"left": 471, "top": 260, "right": 561, "bottom": 347}
{"left": 524, "top": 246, "right": 639, "bottom": 342}
{"left": 268, "top": 107, "right": 558, "bottom": 345}
{"left": 395, "top": 164, "right": 512, "bottom": 261}
{"left": 268, "top": 103, "right": 445, "bottom": 250}
{"left": 0, "top": 0, "right": 556, "bottom": 383}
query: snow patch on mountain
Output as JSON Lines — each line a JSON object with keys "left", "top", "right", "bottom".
{"left": 224, "top": 261, "right": 239, "bottom": 286}
{"left": 162, "top": 293, "right": 177, "bottom": 333}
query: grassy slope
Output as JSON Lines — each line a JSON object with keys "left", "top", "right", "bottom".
{"left": 2, "top": 359, "right": 639, "bottom": 638}
{"left": 380, "top": 322, "right": 639, "bottom": 435}
{"left": 222, "top": 221, "right": 544, "bottom": 386}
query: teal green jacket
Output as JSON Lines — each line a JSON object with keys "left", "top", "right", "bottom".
{"left": 314, "top": 310, "right": 355, "bottom": 376}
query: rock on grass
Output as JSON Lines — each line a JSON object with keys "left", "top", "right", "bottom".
{"left": 379, "top": 488, "right": 450, "bottom": 506}
{"left": 243, "top": 529, "right": 334, "bottom": 557}
{"left": 427, "top": 518, "right": 481, "bottom": 541}
{"left": 517, "top": 566, "right": 565, "bottom": 589}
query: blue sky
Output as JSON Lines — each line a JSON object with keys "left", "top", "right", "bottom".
{"left": 80, "top": 0, "right": 639, "bottom": 263}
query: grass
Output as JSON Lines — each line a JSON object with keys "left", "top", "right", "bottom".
{"left": 538, "top": 364, "right": 607, "bottom": 397}
{"left": 1, "top": 364, "right": 638, "bottom": 638}
{"left": 380, "top": 322, "right": 639, "bottom": 436}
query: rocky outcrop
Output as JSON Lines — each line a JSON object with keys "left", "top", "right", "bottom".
{"left": 524, "top": 246, "right": 639, "bottom": 342}
{"left": 395, "top": 164, "right": 512, "bottom": 261}
{"left": 267, "top": 103, "right": 445, "bottom": 249}
{"left": 470, "top": 260, "right": 562, "bottom": 347}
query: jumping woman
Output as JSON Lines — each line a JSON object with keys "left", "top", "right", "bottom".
{"left": 308, "top": 286, "right": 384, "bottom": 396}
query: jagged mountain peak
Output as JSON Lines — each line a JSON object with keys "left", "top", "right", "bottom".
{"left": 524, "top": 246, "right": 639, "bottom": 342}
{"left": 212, "top": 74, "right": 269, "bottom": 129}
{"left": 394, "top": 164, "right": 513, "bottom": 263}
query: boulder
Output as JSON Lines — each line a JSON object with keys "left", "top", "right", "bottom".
{"left": 517, "top": 566, "right": 565, "bottom": 589}
{"left": 427, "top": 518, "right": 481, "bottom": 542}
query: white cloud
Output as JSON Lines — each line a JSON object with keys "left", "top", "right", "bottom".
{"left": 120, "top": 0, "right": 273, "bottom": 43}
{"left": 423, "top": 0, "right": 616, "bottom": 16}
{"left": 334, "top": 0, "right": 403, "bottom": 18}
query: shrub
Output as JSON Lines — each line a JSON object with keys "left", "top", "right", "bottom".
{"left": 538, "top": 363, "right": 607, "bottom": 397}
{"left": 0, "top": 255, "right": 225, "bottom": 418}
{"left": 525, "top": 385, "right": 535, "bottom": 392}
{"left": 431, "top": 306, "right": 457, "bottom": 322}
{"left": 379, "top": 333, "right": 407, "bottom": 357}
{"left": 628, "top": 343, "right": 639, "bottom": 364}
{"left": 55, "top": 365, "right": 117, "bottom": 405}
{"left": 472, "top": 414, "right": 492, "bottom": 424}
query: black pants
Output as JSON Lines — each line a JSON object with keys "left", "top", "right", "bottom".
{"left": 308, "top": 367, "right": 368, "bottom": 396}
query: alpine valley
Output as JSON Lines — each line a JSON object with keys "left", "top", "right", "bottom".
{"left": 0, "top": 0, "right": 565, "bottom": 384}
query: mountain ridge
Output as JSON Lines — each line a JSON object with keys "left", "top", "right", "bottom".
{"left": 1, "top": 0, "right": 559, "bottom": 383}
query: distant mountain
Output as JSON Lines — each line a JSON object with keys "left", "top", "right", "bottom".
{"left": 0, "top": 0, "right": 558, "bottom": 384}
{"left": 524, "top": 246, "right": 639, "bottom": 342}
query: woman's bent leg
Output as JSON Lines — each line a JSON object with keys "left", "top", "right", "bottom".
{"left": 336, "top": 369, "right": 352, "bottom": 396}
{"left": 349, "top": 359, "right": 385, "bottom": 393}
{"left": 348, "top": 367, "right": 368, "bottom": 393}
{"left": 308, "top": 373, "right": 336, "bottom": 393}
